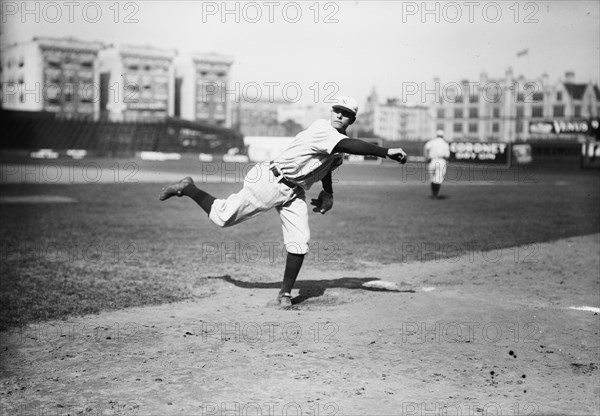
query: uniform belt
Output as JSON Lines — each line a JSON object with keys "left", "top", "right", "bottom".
{"left": 269, "top": 163, "right": 297, "bottom": 189}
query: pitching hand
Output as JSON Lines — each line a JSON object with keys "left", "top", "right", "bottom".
{"left": 387, "top": 148, "right": 408, "bottom": 164}
{"left": 311, "top": 190, "right": 334, "bottom": 214}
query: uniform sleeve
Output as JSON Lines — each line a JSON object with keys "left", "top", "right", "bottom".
{"left": 332, "top": 139, "right": 388, "bottom": 158}
{"left": 308, "top": 119, "right": 347, "bottom": 154}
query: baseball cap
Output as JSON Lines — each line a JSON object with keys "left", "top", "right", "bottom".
{"left": 332, "top": 96, "right": 358, "bottom": 116}
{"left": 436, "top": 129, "right": 445, "bottom": 137}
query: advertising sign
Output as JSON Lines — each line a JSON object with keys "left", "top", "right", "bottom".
{"left": 512, "top": 144, "right": 532, "bottom": 164}
{"left": 529, "top": 119, "right": 599, "bottom": 135}
{"left": 581, "top": 140, "right": 600, "bottom": 169}
{"left": 449, "top": 142, "right": 510, "bottom": 165}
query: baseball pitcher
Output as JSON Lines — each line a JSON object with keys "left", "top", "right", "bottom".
{"left": 159, "top": 96, "right": 408, "bottom": 308}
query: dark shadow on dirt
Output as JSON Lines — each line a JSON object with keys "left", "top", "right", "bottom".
{"left": 207, "top": 275, "right": 415, "bottom": 305}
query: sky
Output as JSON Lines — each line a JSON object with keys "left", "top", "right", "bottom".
{"left": 2, "top": 0, "right": 599, "bottom": 107}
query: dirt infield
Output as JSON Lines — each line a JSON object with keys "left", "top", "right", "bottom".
{"left": 2, "top": 234, "right": 598, "bottom": 416}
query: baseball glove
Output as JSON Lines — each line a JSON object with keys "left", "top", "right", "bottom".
{"left": 311, "top": 190, "right": 333, "bottom": 215}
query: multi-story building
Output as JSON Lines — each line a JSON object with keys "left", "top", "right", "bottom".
{"left": 176, "top": 52, "right": 234, "bottom": 127}
{"left": 231, "top": 99, "right": 296, "bottom": 136}
{"left": 98, "top": 44, "right": 176, "bottom": 122}
{"left": 359, "top": 88, "right": 432, "bottom": 141}
{"left": 1, "top": 37, "right": 104, "bottom": 119}
{"left": 432, "top": 70, "right": 599, "bottom": 142}
{"left": 277, "top": 103, "right": 329, "bottom": 129}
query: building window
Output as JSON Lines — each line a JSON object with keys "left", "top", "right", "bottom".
{"left": 556, "top": 91, "right": 562, "bottom": 101}
{"left": 516, "top": 122, "right": 523, "bottom": 133}
{"left": 574, "top": 105, "right": 582, "bottom": 118}
{"left": 532, "top": 92, "right": 544, "bottom": 102}
{"left": 469, "top": 108, "right": 478, "bottom": 118}
{"left": 492, "top": 122, "right": 500, "bottom": 133}
{"left": 553, "top": 105, "right": 565, "bottom": 117}
{"left": 492, "top": 107, "right": 500, "bottom": 118}
{"left": 436, "top": 123, "right": 444, "bottom": 131}
{"left": 453, "top": 123, "right": 463, "bottom": 133}
{"left": 517, "top": 93, "right": 524, "bottom": 102}
{"left": 531, "top": 106, "right": 544, "bottom": 118}
{"left": 516, "top": 106, "right": 524, "bottom": 117}
{"left": 469, "top": 123, "right": 478, "bottom": 133}
{"left": 124, "top": 83, "right": 139, "bottom": 102}
{"left": 455, "top": 95, "right": 463, "bottom": 103}
{"left": 453, "top": 109, "right": 463, "bottom": 119}
{"left": 436, "top": 108, "right": 445, "bottom": 119}
{"left": 486, "top": 90, "right": 501, "bottom": 103}
{"left": 469, "top": 94, "right": 479, "bottom": 103}
{"left": 80, "top": 84, "right": 93, "bottom": 103}
{"left": 46, "top": 86, "right": 60, "bottom": 102}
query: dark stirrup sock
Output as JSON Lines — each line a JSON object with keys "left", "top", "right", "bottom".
{"left": 432, "top": 183, "right": 441, "bottom": 197}
{"left": 182, "top": 183, "right": 216, "bottom": 214}
{"left": 280, "top": 252, "right": 305, "bottom": 294}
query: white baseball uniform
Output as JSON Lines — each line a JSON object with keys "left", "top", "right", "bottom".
{"left": 424, "top": 137, "right": 451, "bottom": 184}
{"left": 209, "top": 119, "right": 347, "bottom": 254}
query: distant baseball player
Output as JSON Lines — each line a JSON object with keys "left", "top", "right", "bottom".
{"left": 159, "top": 96, "right": 408, "bottom": 308}
{"left": 424, "top": 130, "right": 451, "bottom": 199}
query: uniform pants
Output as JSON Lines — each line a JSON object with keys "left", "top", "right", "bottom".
{"left": 427, "top": 158, "right": 448, "bottom": 185}
{"left": 209, "top": 162, "right": 310, "bottom": 254}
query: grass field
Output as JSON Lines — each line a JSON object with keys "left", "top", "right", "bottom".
{"left": 1, "top": 159, "right": 599, "bottom": 415}
{"left": 0, "top": 159, "right": 598, "bottom": 330}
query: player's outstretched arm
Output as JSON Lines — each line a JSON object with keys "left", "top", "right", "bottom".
{"left": 333, "top": 139, "right": 407, "bottom": 164}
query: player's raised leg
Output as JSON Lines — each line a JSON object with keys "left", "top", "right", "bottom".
{"left": 159, "top": 176, "right": 216, "bottom": 214}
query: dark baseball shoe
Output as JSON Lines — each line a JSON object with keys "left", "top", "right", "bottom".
{"left": 159, "top": 176, "right": 194, "bottom": 201}
{"left": 275, "top": 292, "right": 293, "bottom": 309}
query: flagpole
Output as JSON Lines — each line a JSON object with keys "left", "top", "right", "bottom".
{"left": 515, "top": 48, "right": 529, "bottom": 78}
